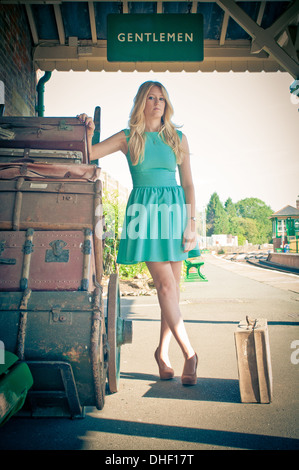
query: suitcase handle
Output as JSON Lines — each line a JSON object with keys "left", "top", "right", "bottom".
{"left": 246, "top": 316, "right": 258, "bottom": 329}
{"left": 13, "top": 158, "right": 35, "bottom": 163}
{"left": 238, "top": 316, "right": 258, "bottom": 330}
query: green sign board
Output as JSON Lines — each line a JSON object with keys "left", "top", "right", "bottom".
{"left": 107, "top": 14, "right": 204, "bottom": 62}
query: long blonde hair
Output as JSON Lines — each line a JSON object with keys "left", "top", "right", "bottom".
{"left": 128, "top": 81, "right": 183, "bottom": 166}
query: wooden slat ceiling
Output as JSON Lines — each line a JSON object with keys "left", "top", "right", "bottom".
{"left": 2, "top": 0, "right": 299, "bottom": 76}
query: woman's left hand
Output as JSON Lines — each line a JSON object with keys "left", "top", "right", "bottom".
{"left": 76, "top": 113, "right": 95, "bottom": 138}
{"left": 182, "top": 221, "right": 197, "bottom": 253}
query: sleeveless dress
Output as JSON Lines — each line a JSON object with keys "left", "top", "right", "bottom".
{"left": 116, "top": 129, "right": 200, "bottom": 265}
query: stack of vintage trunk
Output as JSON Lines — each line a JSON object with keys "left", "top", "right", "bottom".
{"left": 0, "top": 117, "right": 107, "bottom": 418}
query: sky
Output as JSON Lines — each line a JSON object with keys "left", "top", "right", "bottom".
{"left": 44, "top": 70, "right": 298, "bottom": 213}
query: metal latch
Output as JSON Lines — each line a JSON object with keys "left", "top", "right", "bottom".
{"left": 50, "top": 308, "right": 72, "bottom": 325}
{"left": 45, "top": 239, "right": 69, "bottom": 263}
{"left": 58, "top": 120, "right": 73, "bottom": 131}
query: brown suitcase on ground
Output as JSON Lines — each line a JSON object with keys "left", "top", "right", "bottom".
{"left": 234, "top": 317, "right": 273, "bottom": 403}
{"left": 0, "top": 229, "right": 96, "bottom": 291}
{"left": 0, "top": 117, "right": 89, "bottom": 163}
{"left": 0, "top": 176, "right": 102, "bottom": 231}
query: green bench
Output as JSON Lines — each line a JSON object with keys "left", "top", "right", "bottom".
{"left": 184, "top": 257, "right": 208, "bottom": 282}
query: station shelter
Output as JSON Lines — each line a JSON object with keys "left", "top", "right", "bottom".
{"left": 270, "top": 201, "right": 299, "bottom": 253}
{"left": 1, "top": 0, "right": 299, "bottom": 422}
{"left": 0, "top": 0, "right": 299, "bottom": 117}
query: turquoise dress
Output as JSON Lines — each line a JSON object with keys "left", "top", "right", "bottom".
{"left": 116, "top": 129, "right": 200, "bottom": 265}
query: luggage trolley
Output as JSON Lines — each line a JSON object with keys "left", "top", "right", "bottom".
{"left": 0, "top": 114, "right": 132, "bottom": 421}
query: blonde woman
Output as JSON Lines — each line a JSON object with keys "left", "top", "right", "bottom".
{"left": 78, "top": 81, "right": 199, "bottom": 385}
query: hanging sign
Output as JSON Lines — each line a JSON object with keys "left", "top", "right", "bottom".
{"left": 107, "top": 14, "right": 204, "bottom": 62}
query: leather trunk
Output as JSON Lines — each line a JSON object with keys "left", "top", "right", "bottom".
{"left": 0, "top": 161, "right": 101, "bottom": 181}
{"left": 0, "top": 148, "right": 85, "bottom": 165}
{"left": 0, "top": 117, "right": 89, "bottom": 163}
{"left": 0, "top": 229, "right": 96, "bottom": 292}
{"left": 0, "top": 176, "right": 102, "bottom": 231}
{"left": 234, "top": 317, "right": 273, "bottom": 403}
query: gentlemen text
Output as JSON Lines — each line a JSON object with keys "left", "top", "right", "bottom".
{"left": 117, "top": 32, "right": 194, "bottom": 43}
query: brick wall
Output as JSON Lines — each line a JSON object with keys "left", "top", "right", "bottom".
{"left": 0, "top": 5, "right": 36, "bottom": 116}
{"left": 269, "top": 253, "right": 299, "bottom": 267}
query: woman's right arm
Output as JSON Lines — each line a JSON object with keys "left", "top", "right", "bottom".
{"left": 77, "top": 114, "right": 128, "bottom": 163}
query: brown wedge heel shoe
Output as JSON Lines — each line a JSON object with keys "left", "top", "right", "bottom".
{"left": 154, "top": 348, "right": 174, "bottom": 380}
{"left": 181, "top": 353, "right": 198, "bottom": 386}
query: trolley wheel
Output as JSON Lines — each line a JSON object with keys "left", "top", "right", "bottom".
{"left": 96, "top": 317, "right": 107, "bottom": 409}
{"left": 106, "top": 273, "right": 132, "bottom": 393}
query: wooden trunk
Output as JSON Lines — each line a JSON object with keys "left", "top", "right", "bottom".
{"left": 0, "top": 289, "right": 107, "bottom": 414}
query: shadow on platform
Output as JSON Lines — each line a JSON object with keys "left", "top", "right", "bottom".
{"left": 82, "top": 415, "right": 299, "bottom": 450}
{"left": 121, "top": 372, "right": 240, "bottom": 404}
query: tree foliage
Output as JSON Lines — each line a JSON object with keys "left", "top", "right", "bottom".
{"left": 102, "top": 188, "right": 148, "bottom": 279}
{"left": 206, "top": 193, "right": 273, "bottom": 244}
{"left": 206, "top": 192, "right": 229, "bottom": 236}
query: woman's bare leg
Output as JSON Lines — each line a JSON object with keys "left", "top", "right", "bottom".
{"left": 156, "top": 261, "right": 180, "bottom": 365}
{"left": 158, "top": 315, "right": 172, "bottom": 367}
{"left": 146, "top": 261, "right": 195, "bottom": 361}
{"left": 157, "top": 261, "right": 182, "bottom": 365}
